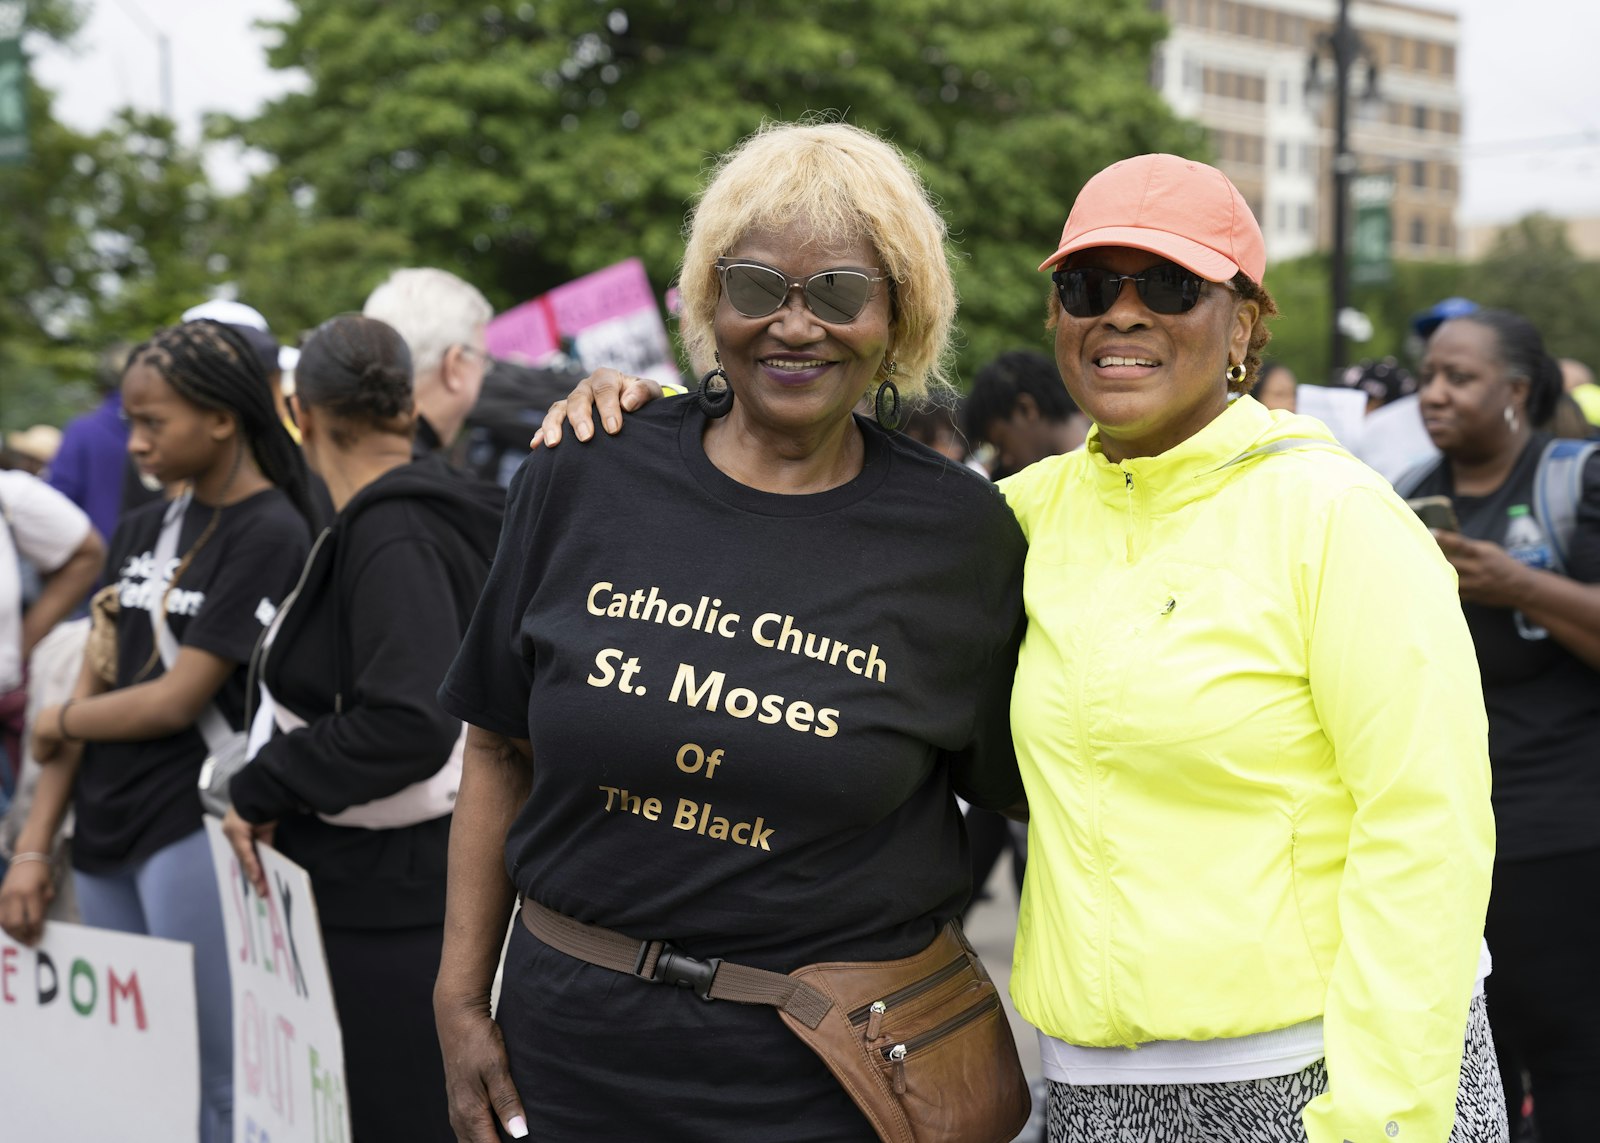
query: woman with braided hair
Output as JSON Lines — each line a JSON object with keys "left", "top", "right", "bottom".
{"left": 0, "top": 318, "right": 316, "bottom": 1143}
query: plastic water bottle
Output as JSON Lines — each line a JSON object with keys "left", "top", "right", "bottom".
{"left": 1504, "top": 505, "right": 1551, "bottom": 640}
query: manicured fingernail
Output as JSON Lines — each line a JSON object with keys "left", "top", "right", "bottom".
{"left": 604, "top": 415, "right": 619, "bottom": 433}
{"left": 508, "top": 1115, "right": 529, "bottom": 1138}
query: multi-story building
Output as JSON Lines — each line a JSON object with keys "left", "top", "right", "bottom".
{"left": 1149, "top": 0, "right": 1463, "bottom": 264}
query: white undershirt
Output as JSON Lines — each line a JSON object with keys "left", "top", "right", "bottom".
{"left": 1040, "top": 940, "right": 1492, "bottom": 1085}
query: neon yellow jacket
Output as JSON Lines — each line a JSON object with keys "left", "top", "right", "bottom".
{"left": 1000, "top": 396, "right": 1494, "bottom": 1143}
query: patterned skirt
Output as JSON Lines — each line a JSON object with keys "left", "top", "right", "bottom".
{"left": 1047, "top": 994, "right": 1508, "bottom": 1143}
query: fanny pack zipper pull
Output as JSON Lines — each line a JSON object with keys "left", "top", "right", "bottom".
{"left": 887, "top": 1043, "right": 907, "bottom": 1094}
{"left": 866, "top": 1000, "right": 886, "bottom": 1040}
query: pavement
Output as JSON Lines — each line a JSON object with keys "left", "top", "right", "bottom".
{"left": 963, "top": 853, "right": 1049, "bottom": 1143}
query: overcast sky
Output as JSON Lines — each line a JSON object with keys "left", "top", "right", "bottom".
{"left": 28, "top": 0, "right": 1600, "bottom": 226}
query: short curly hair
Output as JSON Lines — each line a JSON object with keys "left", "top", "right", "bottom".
{"left": 678, "top": 120, "right": 957, "bottom": 402}
{"left": 1043, "top": 270, "right": 1278, "bottom": 394}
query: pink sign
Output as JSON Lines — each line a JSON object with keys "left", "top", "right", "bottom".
{"left": 487, "top": 258, "right": 677, "bottom": 384}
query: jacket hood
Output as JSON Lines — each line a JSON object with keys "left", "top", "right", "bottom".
{"left": 340, "top": 453, "right": 504, "bottom": 562}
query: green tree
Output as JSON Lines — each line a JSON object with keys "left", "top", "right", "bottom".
{"left": 1467, "top": 214, "right": 1600, "bottom": 369}
{"left": 0, "top": 93, "right": 222, "bottom": 430}
{"left": 226, "top": 0, "right": 1204, "bottom": 380}
{"left": 2, "top": 0, "right": 227, "bottom": 433}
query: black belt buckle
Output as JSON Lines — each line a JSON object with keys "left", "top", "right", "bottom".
{"left": 635, "top": 940, "right": 721, "bottom": 1002}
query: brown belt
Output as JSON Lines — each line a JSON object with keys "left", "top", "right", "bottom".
{"left": 518, "top": 898, "right": 834, "bottom": 1030}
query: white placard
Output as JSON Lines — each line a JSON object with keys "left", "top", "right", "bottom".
{"left": 1294, "top": 384, "right": 1370, "bottom": 450}
{"left": 205, "top": 818, "right": 352, "bottom": 1143}
{"left": 0, "top": 920, "right": 199, "bottom": 1141}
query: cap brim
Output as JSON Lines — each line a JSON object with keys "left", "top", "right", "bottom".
{"left": 1038, "top": 225, "right": 1239, "bottom": 282}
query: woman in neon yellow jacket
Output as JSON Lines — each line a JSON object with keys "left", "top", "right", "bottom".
{"left": 1004, "top": 155, "right": 1501, "bottom": 1143}
{"left": 533, "top": 155, "right": 1503, "bottom": 1143}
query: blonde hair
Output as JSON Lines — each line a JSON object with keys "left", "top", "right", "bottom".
{"left": 678, "top": 120, "right": 957, "bottom": 401}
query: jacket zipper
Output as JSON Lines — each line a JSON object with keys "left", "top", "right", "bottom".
{"left": 1124, "top": 470, "right": 1135, "bottom": 562}
{"left": 1099, "top": 470, "right": 1135, "bottom": 1044}
{"left": 847, "top": 954, "right": 969, "bottom": 1039}
{"left": 879, "top": 994, "right": 1000, "bottom": 1094}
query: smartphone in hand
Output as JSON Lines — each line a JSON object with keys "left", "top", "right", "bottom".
{"left": 1407, "top": 494, "right": 1461, "bottom": 533}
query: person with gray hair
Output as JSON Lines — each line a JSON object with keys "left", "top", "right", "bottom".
{"left": 363, "top": 268, "right": 494, "bottom": 454}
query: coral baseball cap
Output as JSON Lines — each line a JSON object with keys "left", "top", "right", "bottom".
{"left": 1038, "top": 154, "right": 1267, "bottom": 285}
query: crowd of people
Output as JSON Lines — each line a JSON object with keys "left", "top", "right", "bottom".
{"left": 1, "top": 119, "right": 1597, "bottom": 1143}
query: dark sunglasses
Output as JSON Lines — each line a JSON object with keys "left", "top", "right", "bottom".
{"left": 714, "top": 258, "right": 886, "bottom": 324}
{"left": 1052, "top": 263, "right": 1211, "bottom": 318}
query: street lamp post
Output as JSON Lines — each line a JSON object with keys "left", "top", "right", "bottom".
{"left": 1309, "top": 0, "right": 1378, "bottom": 380}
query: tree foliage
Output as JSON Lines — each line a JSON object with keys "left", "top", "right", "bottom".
{"left": 225, "top": 0, "right": 1206, "bottom": 379}
{"left": 1, "top": 82, "right": 219, "bottom": 430}
{"left": 1466, "top": 214, "right": 1600, "bottom": 370}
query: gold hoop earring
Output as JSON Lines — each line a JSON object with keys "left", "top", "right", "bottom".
{"left": 1226, "top": 362, "right": 1247, "bottom": 385}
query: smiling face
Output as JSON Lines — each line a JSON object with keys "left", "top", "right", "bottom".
{"left": 1418, "top": 318, "right": 1527, "bottom": 461}
{"left": 712, "top": 219, "right": 892, "bottom": 439}
{"left": 1052, "top": 247, "right": 1256, "bottom": 463}
{"left": 122, "top": 359, "right": 233, "bottom": 485}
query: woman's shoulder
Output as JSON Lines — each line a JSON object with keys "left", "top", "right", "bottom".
{"left": 509, "top": 395, "right": 687, "bottom": 493}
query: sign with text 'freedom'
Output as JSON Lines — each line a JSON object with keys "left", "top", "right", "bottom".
{"left": 1, "top": 920, "right": 199, "bottom": 1140}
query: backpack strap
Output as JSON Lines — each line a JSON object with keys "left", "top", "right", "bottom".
{"left": 1532, "top": 438, "right": 1599, "bottom": 577}
{"left": 1392, "top": 456, "right": 1445, "bottom": 499}
{"left": 147, "top": 493, "right": 235, "bottom": 755}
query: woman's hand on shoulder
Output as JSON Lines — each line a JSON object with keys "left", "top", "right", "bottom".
{"left": 436, "top": 1001, "right": 529, "bottom": 1140}
{"left": 530, "top": 367, "right": 664, "bottom": 449}
{"left": 0, "top": 859, "right": 55, "bottom": 946}
{"left": 1431, "top": 529, "right": 1534, "bottom": 607}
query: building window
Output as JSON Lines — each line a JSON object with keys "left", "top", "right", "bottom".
{"left": 1411, "top": 159, "right": 1428, "bottom": 188}
{"left": 1411, "top": 217, "right": 1426, "bottom": 247}
{"left": 1389, "top": 36, "right": 1405, "bottom": 67}
{"left": 1415, "top": 41, "right": 1432, "bottom": 71}
{"left": 1440, "top": 44, "right": 1456, "bottom": 76}
{"left": 1277, "top": 202, "right": 1288, "bottom": 231}
{"left": 1299, "top": 204, "right": 1311, "bottom": 233}
{"left": 1413, "top": 104, "right": 1429, "bottom": 131}
{"left": 1441, "top": 109, "right": 1460, "bottom": 135}
{"left": 1278, "top": 76, "right": 1288, "bottom": 105}
{"left": 1441, "top": 164, "right": 1457, "bottom": 192}
{"left": 1438, "top": 221, "right": 1454, "bottom": 250}
{"left": 1299, "top": 142, "right": 1312, "bottom": 172}
{"left": 1276, "top": 140, "right": 1288, "bottom": 170}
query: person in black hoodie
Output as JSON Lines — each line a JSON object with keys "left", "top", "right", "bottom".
{"left": 221, "top": 315, "right": 502, "bottom": 1142}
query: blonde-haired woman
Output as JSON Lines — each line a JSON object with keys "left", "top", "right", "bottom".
{"left": 433, "top": 121, "right": 1027, "bottom": 1141}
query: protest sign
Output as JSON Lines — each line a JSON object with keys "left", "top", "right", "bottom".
{"left": 486, "top": 257, "right": 679, "bottom": 385}
{"left": 1294, "top": 383, "right": 1369, "bottom": 450}
{"left": 205, "top": 818, "right": 351, "bottom": 1143}
{"left": 1, "top": 920, "right": 198, "bottom": 1141}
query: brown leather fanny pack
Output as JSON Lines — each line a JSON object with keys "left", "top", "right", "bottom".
{"left": 520, "top": 899, "right": 1030, "bottom": 1143}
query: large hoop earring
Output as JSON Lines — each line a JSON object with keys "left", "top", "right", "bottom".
{"left": 697, "top": 354, "right": 734, "bottom": 419}
{"left": 875, "top": 379, "right": 902, "bottom": 431}
{"left": 1226, "top": 361, "right": 1247, "bottom": 386}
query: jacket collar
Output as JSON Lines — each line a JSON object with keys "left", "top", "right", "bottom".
{"left": 1083, "top": 395, "right": 1282, "bottom": 513}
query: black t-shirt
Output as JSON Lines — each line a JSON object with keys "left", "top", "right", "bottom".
{"left": 439, "top": 398, "right": 1025, "bottom": 1140}
{"left": 73, "top": 489, "right": 310, "bottom": 873}
{"left": 1411, "top": 434, "right": 1600, "bottom": 861}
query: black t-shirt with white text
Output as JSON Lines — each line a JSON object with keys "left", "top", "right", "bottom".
{"left": 73, "top": 489, "right": 310, "bottom": 872}
{"left": 439, "top": 397, "right": 1025, "bottom": 1141}
{"left": 1412, "top": 434, "right": 1600, "bottom": 861}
